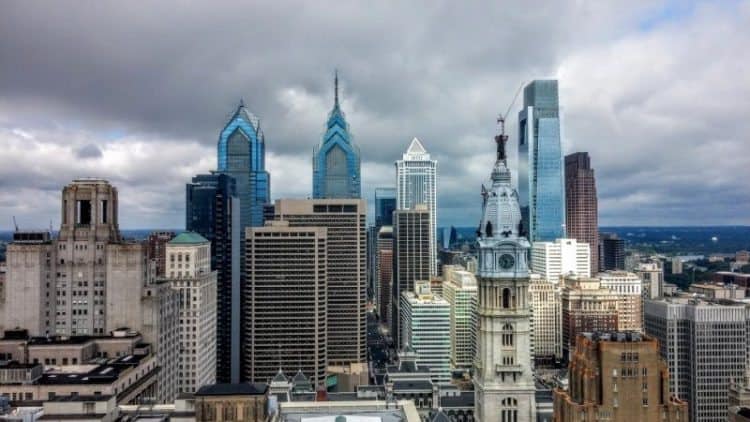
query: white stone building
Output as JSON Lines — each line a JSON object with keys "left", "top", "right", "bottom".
{"left": 530, "top": 238, "right": 591, "bottom": 282}
{"left": 166, "top": 232, "right": 217, "bottom": 394}
{"left": 442, "top": 269, "right": 477, "bottom": 370}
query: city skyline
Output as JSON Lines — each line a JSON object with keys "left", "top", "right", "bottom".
{"left": 1, "top": 2, "right": 749, "bottom": 230}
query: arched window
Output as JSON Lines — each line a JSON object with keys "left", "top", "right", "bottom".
{"left": 502, "top": 323, "right": 514, "bottom": 346}
{"left": 502, "top": 288, "right": 511, "bottom": 309}
{"left": 485, "top": 221, "right": 493, "bottom": 237}
{"left": 501, "top": 397, "right": 518, "bottom": 422}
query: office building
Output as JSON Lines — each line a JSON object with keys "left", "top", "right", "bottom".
{"left": 599, "top": 233, "right": 625, "bottom": 271}
{"left": 392, "top": 205, "right": 432, "bottom": 348}
{"left": 473, "top": 122, "right": 535, "bottom": 422}
{"left": 244, "top": 222, "right": 327, "bottom": 387}
{"left": 635, "top": 261, "right": 664, "bottom": 300}
{"left": 442, "top": 269, "right": 478, "bottom": 370}
{"left": 561, "top": 276, "right": 619, "bottom": 361}
{"left": 645, "top": 297, "right": 750, "bottom": 422}
{"left": 598, "top": 271, "right": 643, "bottom": 332}
{"left": 186, "top": 173, "right": 241, "bottom": 383}
{"left": 564, "top": 152, "right": 598, "bottom": 272}
{"left": 396, "top": 137, "right": 437, "bottom": 275}
{"left": 217, "top": 101, "right": 270, "bottom": 230}
{"left": 273, "top": 199, "right": 367, "bottom": 390}
{"left": 689, "top": 282, "right": 746, "bottom": 299}
{"left": 518, "top": 79, "right": 565, "bottom": 242}
{"left": 166, "top": 233, "right": 217, "bottom": 393}
{"left": 194, "top": 383, "right": 269, "bottom": 422}
{"left": 375, "top": 187, "right": 397, "bottom": 227}
{"left": 671, "top": 257, "right": 683, "bottom": 274}
{"left": 529, "top": 275, "right": 562, "bottom": 364}
{"left": 530, "top": 238, "right": 591, "bottom": 282}
{"left": 553, "top": 332, "right": 688, "bottom": 422}
{"left": 377, "top": 226, "right": 394, "bottom": 324}
{"left": 714, "top": 271, "right": 750, "bottom": 295}
{"left": 145, "top": 231, "right": 176, "bottom": 279}
{"left": 400, "top": 282, "right": 451, "bottom": 384}
{"left": 313, "top": 72, "right": 361, "bottom": 199}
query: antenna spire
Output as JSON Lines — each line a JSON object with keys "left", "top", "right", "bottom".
{"left": 334, "top": 69, "right": 339, "bottom": 107}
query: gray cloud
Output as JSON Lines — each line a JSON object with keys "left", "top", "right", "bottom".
{"left": 0, "top": 0, "right": 748, "bottom": 229}
{"left": 74, "top": 144, "right": 103, "bottom": 159}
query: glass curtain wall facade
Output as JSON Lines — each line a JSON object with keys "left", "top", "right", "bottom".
{"left": 375, "top": 187, "right": 396, "bottom": 227}
{"left": 217, "top": 101, "right": 271, "bottom": 230}
{"left": 185, "top": 173, "right": 241, "bottom": 383}
{"left": 313, "top": 73, "right": 361, "bottom": 199}
{"left": 518, "top": 80, "right": 565, "bottom": 242}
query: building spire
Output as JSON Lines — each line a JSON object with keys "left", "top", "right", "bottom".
{"left": 334, "top": 69, "right": 339, "bottom": 107}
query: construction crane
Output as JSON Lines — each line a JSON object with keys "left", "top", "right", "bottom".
{"left": 495, "top": 82, "right": 525, "bottom": 161}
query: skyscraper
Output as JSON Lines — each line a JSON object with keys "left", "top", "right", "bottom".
{"left": 375, "top": 187, "right": 397, "bottom": 227}
{"left": 391, "top": 205, "right": 432, "bottom": 348}
{"left": 518, "top": 80, "right": 565, "bottom": 242}
{"left": 217, "top": 101, "right": 270, "bottom": 230}
{"left": 560, "top": 276, "right": 620, "bottom": 361}
{"left": 313, "top": 72, "right": 361, "bottom": 199}
{"left": 186, "top": 173, "right": 241, "bottom": 383}
{"left": 645, "top": 297, "right": 749, "bottom": 422}
{"left": 599, "top": 233, "right": 625, "bottom": 271}
{"left": 443, "top": 268, "right": 478, "bottom": 370}
{"left": 165, "top": 232, "right": 217, "bottom": 393}
{"left": 565, "top": 152, "right": 598, "bottom": 271}
{"left": 553, "top": 332, "right": 688, "bottom": 422}
{"left": 377, "top": 226, "right": 393, "bottom": 324}
{"left": 244, "top": 221, "right": 327, "bottom": 387}
{"left": 399, "top": 281, "right": 451, "bottom": 384}
{"left": 273, "top": 199, "right": 367, "bottom": 390}
{"left": 474, "top": 122, "right": 535, "bottom": 422}
{"left": 396, "top": 138, "right": 437, "bottom": 275}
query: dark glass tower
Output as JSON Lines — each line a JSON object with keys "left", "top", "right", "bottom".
{"left": 565, "top": 152, "right": 598, "bottom": 272}
{"left": 313, "top": 72, "right": 361, "bottom": 199}
{"left": 599, "top": 232, "right": 625, "bottom": 271}
{"left": 374, "top": 187, "right": 396, "bottom": 227}
{"left": 186, "top": 173, "right": 241, "bottom": 383}
{"left": 518, "top": 80, "right": 565, "bottom": 242}
{"left": 217, "top": 101, "right": 271, "bottom": 230}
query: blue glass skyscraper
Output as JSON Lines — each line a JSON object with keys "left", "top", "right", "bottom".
{"left": 518, "top": 80, "right": 565, "bottom": 242}
{"left": 313, "top": 72, "right": 361, "bottom": 198}
{"left": 374, "top": 187, "right": 396, "bottom": 227}
{"left": 217, "top": 100, "right": 270, "bottom": 230}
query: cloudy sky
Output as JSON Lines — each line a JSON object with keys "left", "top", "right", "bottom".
{"left": 1, "top": 0, "right": 748, "bottom": 230}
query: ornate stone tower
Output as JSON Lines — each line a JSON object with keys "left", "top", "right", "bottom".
{"left": 473, "top": 119, "right": 536, "bottom": 422}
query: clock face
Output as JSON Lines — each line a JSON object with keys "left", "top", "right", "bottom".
{"left": 498, "top": 253, "right": 515, "bottom": 270}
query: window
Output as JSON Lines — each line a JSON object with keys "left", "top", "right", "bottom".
{"left": 501, "top": 397, "right": 517, "bottom": 422}
{"left": 502, "top": 288, "right": 511, "bottom": 309}
{"left": 502, "top": 323, "right": 514, "bottom": 346}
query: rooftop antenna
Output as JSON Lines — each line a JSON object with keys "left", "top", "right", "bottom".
{"left": 12, "top": 216, "right": 18, "bottom": 232}
{"left": 334, "top": 69, "right": 339, "bottom": 107}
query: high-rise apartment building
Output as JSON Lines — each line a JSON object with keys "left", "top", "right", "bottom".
{"left": 377, "top": 226, "right": 394, "bottom": 324}
{"left": 375, "top": 187, "right": 397, "bottom": 227}
{"left": 396, "top": 138, "right": 437, "bottom": 275}
{"left": 530, "top": 238, "right": 590, "bottom": 282}
{"left": 529, "top": 275, "right": 562, "bottom": 364}
{"left": 518, "top": 80, "right": 565, "bottom": 242}
{"left": 561, "top": 276, "right": 619, "bottom": 361}
{"left": 391, "top": 205, "right": 432, "bottom": 348}
{"left": 599, "top": 233, "right": 625, "bottom": 271}
{"left": 645, "top": 297, "right": 750, "bottom": 422}
{"left": 313, "top": 72, "right": 361, "bottom": 199}
{"left": 244, "top": 221, "right": 327, "bottom": 387}
{"left": 598, "top": 271, "right": 643, "bottom": 332}
{"left": 273, "top": 199, "right": 367, "bottom": 390}
{"left": 553, "top": 332, "right": 688, "bottom": 422}
{"left": 443, "top": 269, "right": 478, "bottom": 370}
{"left": 635, "top": 261, "right": 664, "bottom": 300}
{"left": 217, "top": 101, "right": 270, "bottom": 230}
{"left": 165, "top": 233, "right": 217, "bottom": 394}
{"left": 399, "top": 282, "right": 451, "bottom": 384}
{"left": 186, "top": 173, "right": 241, "bottom": 383}
{"left": 564, "top": 152, "right": 598, "bottom": 271}
{"left": 473, "top": 122, "right": 535, "bottom": 422}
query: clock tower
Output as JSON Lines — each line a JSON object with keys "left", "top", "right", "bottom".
{"left": 473, "top": 118, "right": 536, "bottom": 422}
